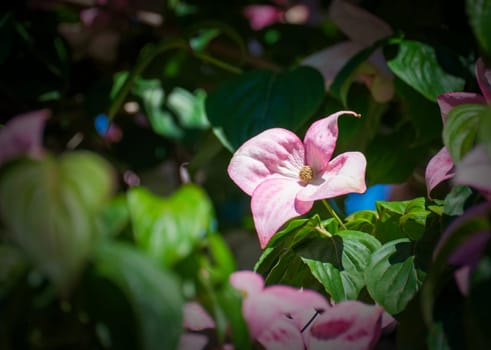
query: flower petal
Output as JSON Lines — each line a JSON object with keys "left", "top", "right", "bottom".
{"left": 304, "top": 111, "right": 361, "bottom": 173}
{"left": 257, "top": 319, "right": 305, "bottom": 350}
{"left": 183, "top": 302, "right": 215, "bottom": 331}
{"left": 230, "top": 270, "right": 265, "bottom": 296}
{"left": 454, "top": 144, "right": 491, "bottom": 199}
{"left": 437, "top": 92, "right": 485, "bottom": 123}
{"left": 304, "top": 301, "right": 384, "bottom": 350}
{"left": 328, "top": 0, "right": 393, "bottom": 45}
{"left": 251, "top": 178, "right": 313, "bottom": 248}
{"left": 243, "top": 5, "right": 283, "bottom": 31}
{"left": 298, "top": 152, "right": 367, "bottom": 202}
{"left": 178, "top": 333, "right": 209, "bottom": 350}
{"left": 0, "top": 110, "right": 49, "bottom": 166}
{"left": 228, "top": 128, "right": 305, "bottom": 196}
{"left": 425, "top": 147, "right": 455, "bottom": 197}
{"left": 476, "top": 57, "right": 491, "bottom": 101}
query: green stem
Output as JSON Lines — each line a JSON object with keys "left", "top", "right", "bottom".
{"left": 322, "top": 199, "right": 347, "bottom": 230}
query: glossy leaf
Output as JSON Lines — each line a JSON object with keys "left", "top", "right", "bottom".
{"left": 443, "top": 104, "right": 484, "bottom": 163}
{"left": 387, "top": 41, "right": 465, "bottom": 101}
{"left": 466, "top": 0, "right": 491, "bottom": 59}
{"left": 0, "top": 152, "right": 113, "bottom": 292}
{"left": 127, "top": 185, "right": 214, "bottom": 267}
{"left": 93, "top": 241, "right": 183, "bottom": 350}
{"left": 366, "top": 239, "right": 423, "bottom": 315}
{"left": 205, "top": 66, "right": 325, "bottom": 151}
{"left": 443, "top": 185, "right": 473, "bottom": 216}
{"left": 298, "top": 230, "right": 381, "bottom": 301}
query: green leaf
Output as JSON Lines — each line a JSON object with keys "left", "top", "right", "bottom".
{"left": 0, "top": 152, "right": 113, "bottom": 292}
{"left": 345, "top": 210, "right": 378, "bottom": 233}
{"left": 387, "top": 40, "right": 465, "bottom": 101}
{"left": 127, "top": 185, "right": 214, "bottom": 267}
{"left": 298, "top": 230, "right": 381, "bottom": 301}
{"left": 366, "top": 239, "right": 423, "bottom": 314}
{"left": 93, "top": 241, "right": 183, "bottom": 350}
{"left": 205, "top": 66, "right": 325, "bottom": 151}
{"left": 167, "top": 87, "right": 209, "bottom": 129}
{"left": 330, "top": 34, "right": 402, "bottom": 106}
{"left": 477, "top": 106, "right": 491, "bottom": 156}
{"left": 97, "top": 194, "right": 130, "bottom": 237}
{"left": 466, "top": 0, "right": 491, "bottom": 59}
{"left": 443, "top": 185, "right": 473, "bottom": 216}
{"left": 443, "top": 104, "right": 484, "bottom": 163}
{"left": 0, "top": 244, "right": 27, "bottom": 298}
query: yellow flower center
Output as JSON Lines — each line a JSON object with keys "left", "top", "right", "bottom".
{"left": 299, "top": 165, "right": 314, "bottom": 184}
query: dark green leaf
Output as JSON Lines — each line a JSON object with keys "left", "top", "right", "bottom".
{"left": 127, "top": 185, "right": 214, "bottom": 267}
{"left": 366, "top": 239, "right": 423, "bottom": 314}
{"left": 477, "top": 106, "right": 491, "bottom": 156}
{"left": 93, "top": 242, "right": 183, "bottom": 350}
{"left": 388, "top": 40, "right": 465, "bottom": 101}
{"left": 466, "top": 0, "right": 491, "bottom": 60}
{"left": 205, "top": 66, "right": 325, "bottom": 151}
{"left": 443, "top": 104, "right": 484, "bottom": 163}
{"left": 443, "top": 185, "right": 473, "bottom": 216}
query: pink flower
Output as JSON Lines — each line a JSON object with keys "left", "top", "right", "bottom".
{"left": 230, "top": 271, "right": 388, "bottom": 350}
{"left": 425, "top": 58, "right": 491, "bottom": 197}
{"left": 302, "top": 0, "right": 394, "bottom": 103}
{"left": 227, "top": 111, "right": 367, "bottom": 248}
{"left": 0, "top": 110, "right": 49, "bottom": 166}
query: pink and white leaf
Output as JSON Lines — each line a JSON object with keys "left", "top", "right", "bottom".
{"left": 183, "top": 302, "right": 215, "bottom": 331}
{"left": 425, "top": 147, "right": 455, "bottom": 197}
{"left": 251, "top": 178, "right": 313, "bottom": 248}
{"left": 437, "top": 92, "right": 485, "bottom": 123}
{"left": 454, "top": 145, "right": 491, "bottom": 199}
{"left": 227, "top": 128, "right": 304, "bottom": 195}
{"left": 257, "top": 318, "right": 305, "bottom": 350}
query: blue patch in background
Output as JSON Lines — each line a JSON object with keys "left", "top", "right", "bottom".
{"left": 94, "top": 114, "right": 109, "bottom": 135}
{"left": 344, "top": 184, "right": 392, "bottom": 215}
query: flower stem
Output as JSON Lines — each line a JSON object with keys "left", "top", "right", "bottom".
{"left": 322, "top": 199, "right": 347, "bottom": 230}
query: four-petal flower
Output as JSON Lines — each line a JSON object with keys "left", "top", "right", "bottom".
{"left": 228, "top": 111, "right": 367, "bottom": 248}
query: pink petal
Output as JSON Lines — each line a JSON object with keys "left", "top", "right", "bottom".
{"left": 302, "top": 41, "right": 363, "bottom": 89}
{"left": 454, "top": 145, "right": 491, "bottom": 197}
{"left": 304, "top": 301, "right": 384, "bottom": 350}
{"left": 297, "top": 152, "right": 367, "bottom": 202}
{"left": 476, "top": 58, "right": 491, "bottom": 101}
{"left": 251, "top": 178, "right": 313, "bottom": 248}
{"left": 229, "top": 270, "right": 265, "bottom": 296}
{"left": 243, "top": 5, "right": 283, "bottom": 30}
{"left": 328, "top": 0, "right": 393, "bottom": 45}
{"left": 228, "top": 128, "right": 305, "bottom": 196}
{"left": 304, "top": 111, "right": 361, "bottom": 174}
{"left": 425, "top": 147, "right": 455, "bottom": 197}
{"left": 0, "top": 109, "right": 49, "bottom": 166}
{"left": 178, "top": 333, "right": 209, "bottom": 350}
{"left": 454, "top": 265, "right": 471, "bottom": 296}
{"left": 183, "top": 302, "right": 215, "bottom": 331}
{"left": 437, "top": 92, "right": 485, "bottom": 123}
{"left": 256, "top": 319, "right": 304, "bottom": 350}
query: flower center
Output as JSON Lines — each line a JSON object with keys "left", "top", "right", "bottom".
{"left": 299, "top": 165, "right": 314, "bottom": 184}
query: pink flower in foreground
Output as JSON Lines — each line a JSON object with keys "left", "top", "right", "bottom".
{"left": 0, "top": 110, "right": 49, "bottom": 166}
{"left": 227, "top": 111, "right": 367, "bottom": 248}
{"left": 230, "top": 271, "right": 387, "bottom": 350}
{"left": 302, "top": 0, "right": 394, "bottom": 102}
{"left": 425, "top": 58, "right": 491, "bottom": 197}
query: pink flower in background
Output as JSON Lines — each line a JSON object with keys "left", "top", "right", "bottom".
{"left": 227, "top": 111, "right": 367, "bottom": 248}
{"left": 302, "top": 0, "right": 394, "bottom": 103}
{"left": 230, "top": 271, "right": 387, "bottom": 350}
{"left": 243, "top": 2, "right": 309, "bottom": 31}
{"left": 0, "top": 110, "right": 49, "bottom": 166}
{"left": 425, "top": 58, "right": 491, "bottom": 197}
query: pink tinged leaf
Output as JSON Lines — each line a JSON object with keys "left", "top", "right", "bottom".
{"left": 449, "top": 230, "right": 491, "bottom": 268}
{"left": 178, "top": 333, "right": 209, "bottom": 350}
{"left": 251, "top": 178, "right": 313, "bottom": 248}
{"left": 243, "top": 5, "right": 283, "bottom": 30}
{"left": 229, "top": 270, "right": 265, "bottom": 296}
{"left": 304, "top": 111, "right": 361, "bottom": 173}
{"left": 454, "top": 265, "right": 471, "bottom": 296}
{"left": 328, "top": 0, "right": 393, "bottom": 45}
{"left": 256, "top": 319, "right": 305, "bottom": 350}
{"left": 425, "top": 147, "right": 455, "bottom": 197}
{"left": 454, "top": 145, "right": 491, "bottom": 198}
{"left": 0, "top": 109, "right": 49, "bottom": 166}
{"left": 476, "top": 58, "right": 491, "bottom": 101}
{"left": 302, "top": 41, "right": 363, "bottom": 89}
{"left": 183, "top": 302, "right": 215, "bottom": 331}
{"left": 305, "top": 301, "right": 384, "bottom": 350}
{"left": 297, "top": 152, "right": 367, "bottom": 202}
{"left": 437, "top": 92, "right": 485, "bottom": 123}
{"left": 228, "top": 128, "right": 305, "bottom": 196}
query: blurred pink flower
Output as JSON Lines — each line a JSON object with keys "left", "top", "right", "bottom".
{"left": 227, "top": 111, "right": 367, "bottom": 248}
{"left": 230, "top": 271, "right": 387, "bottom": 350}
{"left": 425, "top": 58, "right": 491, "bottom": 197}
{"left": 243, "top": 3, "right": 309, "bottom": 31}
{"left": 302, "top": 0, "right": 394, "bottom": 103}
{"left": 0, "top": 110, "right": 49, "bottom": 166}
